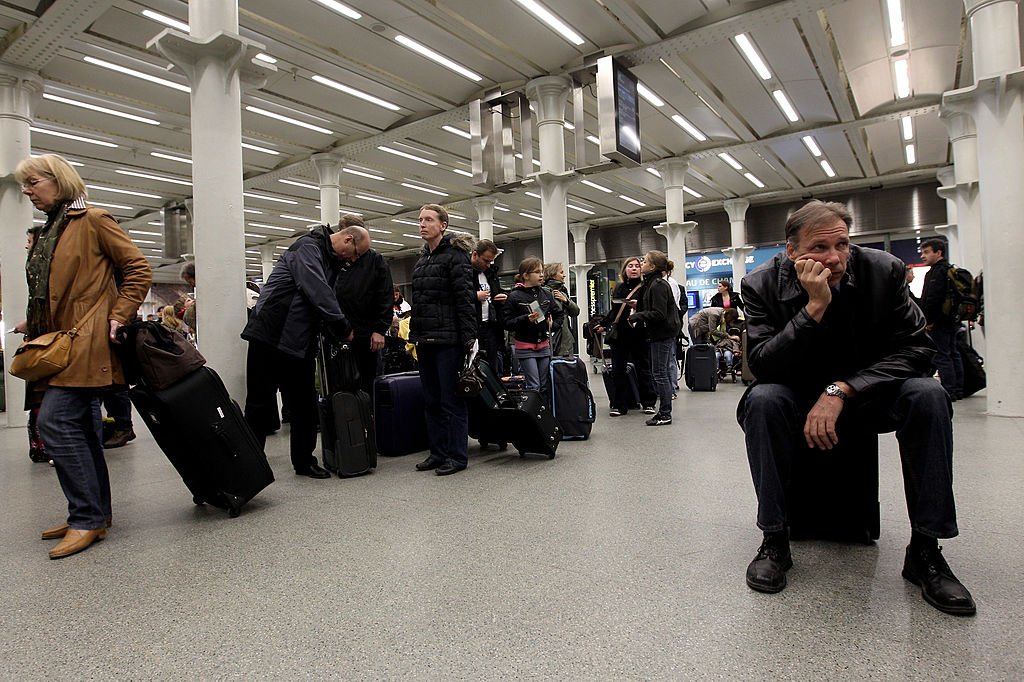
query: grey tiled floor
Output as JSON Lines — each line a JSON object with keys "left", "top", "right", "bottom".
{"left": 2, "top": 371, "right": 1022, "bottom": 680}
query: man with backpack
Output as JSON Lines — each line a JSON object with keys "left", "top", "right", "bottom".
{"left": 920, "top": 239, "right": 964, "bottom": 401}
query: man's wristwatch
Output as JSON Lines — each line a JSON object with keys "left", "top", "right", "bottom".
{"left": 824, "top": 383, "right": 847, "bottom": 401}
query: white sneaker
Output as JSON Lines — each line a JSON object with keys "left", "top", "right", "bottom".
{"left": 642, "top": 406, "right": 657, "bottom": 414}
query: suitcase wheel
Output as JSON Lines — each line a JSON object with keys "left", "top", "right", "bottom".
{"left": 192, "top": 495, "right": 205, "bottom": 506}
{"left": 547, "top": 451, "right": 556, "bottom": 460}
{"left": 229, "top": 506, "right": 241, "bottom": 518}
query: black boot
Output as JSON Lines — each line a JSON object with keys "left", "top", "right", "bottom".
{"left": 745, "top": 530, "right": 793, "bottom": 594}
{"left": 902, "top": 540, "right": 976, "bottom": 616}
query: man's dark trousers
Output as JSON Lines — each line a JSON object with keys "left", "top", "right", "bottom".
{"left": 930, "top": 320, "right": 964, "bottom": 397}
{"left": 417, "top": 344, "right": 469, "bottom": 468}
{"left": 243, "top": 339, "right": 318, "bottom": 472}
{"left": 350, "top": 335, "right": 380, "bottom": 396}
{"left": 477, "top": 320, "right": 504, "bottom": 376}
{"left": 739, "top": 378, "right": 958, "bottom": 539}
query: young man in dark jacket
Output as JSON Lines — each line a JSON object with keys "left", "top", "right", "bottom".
{"left": 410, "top": 204, "right": 477, "bottom": 476}
{"left": 241, "top": 224, "right": 367, "bottom": 478}
{"left": 919, "top": 239, "right": 964, "bottom": 400}
{"left": 333, "top": 214, "right": 395, "bottom": 395}
{"left": 738, "top": 201, "right": 975, "bottom": 616}
{"left": 471, "top": 239, "right": 508, "bottom": 375}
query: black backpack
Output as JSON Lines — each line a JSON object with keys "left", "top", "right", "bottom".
{"left": 942, "top": 265, "right": 980, "bottom": 322}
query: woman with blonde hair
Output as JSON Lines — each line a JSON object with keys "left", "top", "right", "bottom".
{"left": 161, "top": 304, "right": 185, "bottom": 334}
{"left": 14, "top": 153, "right": 151, "bottom": 559}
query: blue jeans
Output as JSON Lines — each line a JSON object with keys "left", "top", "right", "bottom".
{"left": 418, "top": 344, "right": 469, "bottom": 468}
{"left": 648, "top": 338, "right": 675, "bottom": 418}
{"left": 738, "top": 379, "right": 958, "bottom": 538}
{"left": 930, "top": 321, "right": 964, "bottom": 396}
{"left": 38, "top": 387, "right": 111, "bottom": 530}
{"left": 514, "top": 349, "right": 550, "bottom": 397}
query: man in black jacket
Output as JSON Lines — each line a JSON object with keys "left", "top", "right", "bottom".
{"left": 241, "top": 224, "right": 366, "bottom": 478}
{"left": 410, "top": 204, "right": 477, "bottom": 476}
{"left": 471, "top": 239, "right": 507, "bottom": 375}
{"left": 738, "top": 201, "right": 975, "bottom": 616}
{"left": 919, "top": 239, "right": 964, "bottom": 400}
{"left": 333, "top": 214, "right": 395, "bottom": 395}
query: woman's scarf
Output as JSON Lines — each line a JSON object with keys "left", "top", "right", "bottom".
{"left": 25, "top": 200, "right": 72, "bottom": 338}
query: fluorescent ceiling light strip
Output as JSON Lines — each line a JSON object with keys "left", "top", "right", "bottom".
{"left": 567, "top": 204, "right": 595, "bottom": 215}
{"left": 494, "top": 205, "right": 510, "bottom": 212}
{"left": 244, "top": 208, "right": 263, "bottom": 214}
{"left": 90, "top": 201, "right": 133, "bottom": 211}
{"left": 129, "top": 230, "right": 161, "bottom": 236}
{"left": 30, "top": 126, "right": 117, "bottom": 147}
{"left": 801, "top": 135, "right": 822, "bottom": 157}
{"left": 141, "top": 9, "right": 189, "bottom": 32}
{"left": 402, "top": 234, "right": 421, "bottom": 239}
{"left": 116, "top": 169, "right": 192, "bottom": 186}
{"left": 743, "top": 172, "right": 765, "bottom": 189}
{"left": 245, "top": 106, "right": 333, "bottom": 135}
{"left": 147, "top": 221, "right": 163, "bottom": 226}
{"left": 563, "top": 121, "right": 575, "bottom": 130}
{"left": 820, "top": 160, "right": 836, "bottom": 178}
{"left": 151, "top": 151, "right": 192, "bottom": 164}
{"left": 312, "top": 0, "right": 362, "bottom": 20}
{"left": 310, "top": 75, "right": 401, "bottom": 111}
{"left": 519, "top": 212, "right": 542, "bottom": 221}
{"left": 525, "top": 191, "right": 541, "bottom": 199}
{"left": 513, "top": 0, "right": 585, "bottom": 46}
{"left": 356, "top": 194, "right": 403, "bottom": 207}
{"left": 494, "top": 223, "right": 508, "bottom": 229}
{"left": 636, "top": 82, "right": 665, "bottom": 107}
{"left": 718, "top": 152, "right": 743, "bottom": 170}
{"left": 43, "top": 93, "right": 160, "bottom": 125}
{"left": 894, "top": 59, "right": 911, "bottom": 99}
{"left": 448, "top": 213, "right": 466, "bottom": 221}
{"left": 248, "top": 223, "right": 295, "bottom": 232}
{"left": 378, "top": 146, "right": 438, "bottom": 166}
{"left": 83, "top": 56, "right": 190, "bottom": 93}
{"left": 671, "top": 114, "right": 707, "bottom": 142}
{"left": 580, "top": 179, "right": 612, "bottom": 193}
{"left": 772, "top": 89, "right": 800, "bottom": 123}
{"left": 376, "top": 240, "right": 404, "bottom": 247}
{"left": 87, "top": 184, "right": 162, "bottom": 199}
{"left": 586, "top": 135, "right": 601, "bottom": 145}
{"left": 392, "top": 219, "right": 420, "bottom": 226}
{"left": 400, "top": 182, "right": 448, "bottom": 196}
{"left": 132, "top": 239, "right": 159, "bottom": 245}
{"left": 280, "top": 214, "right": 320, "bottom": 223}
{"left": 442, "top": 125, "right": 472, "bottom": 139}
{"left": 344, "top": 168, "right": 387, "bottom": 181}
{"left": 452, "top": 168, "right": 474, "bottom": 177}
{"left": 901, "top": 116, "right": 914, "bottom": 141}
{"left": 255, "top": 53, "right": 277, "bottom": 64}
{"left": 646, "top": 167, "right": 661, "bottom": 178}
{"left": 394, "top": 35, "right": 482, "bottom": 82}
{"left": 734, "top": 33, "right": 772, "bottom": 80}
{"left": 279, "top": 178, "right": 320, "bottom": 191}
{"left": 618, "top": 195, "right": 646, "bottom": 207}
{"left": 683, "top": 186, "right": 702, "bottom": 198}
{"left": 244, "top": 233, "right": 265, "bottom": 238}
{"left": 244, "top": 192, "right": 298, "bottom": 205}
{"left": 368, "top": 228, "right": 392, "bottom": 234}
{"left": 886, "top": 0, "right": 906, "bottom": 47}
{"left": 905, "top": 144, "right": 916, "bottom": 165}
{"left": 241, "top": 142, "right": 280, "bottom": 156}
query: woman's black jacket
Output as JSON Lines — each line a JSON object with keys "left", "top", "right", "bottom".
{"left": 630, "top": 272, "right": 681, "bottom": 341}
{"left": 709, "top": 290, "right": 744, "bottom": 311}
{"left": 504, "top": 284, "right": 557, "bottom": 344}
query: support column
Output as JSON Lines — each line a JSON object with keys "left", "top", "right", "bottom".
{"left": 938, "top": 109, "right": 982, "bottom": 275}
{"left": 934, "top": 166, "right": 961, "bottom": 266}
{"left": 654, "top": 222, "right": 698, "bottom": 286}
{"left": 568, "top": 223, "right": 592, "bottom": 356}
{"left": 525, "top": 76, "right": 576, "bottom": 267}
{"left": 943, "top": 0, "right": 1024, "bottom": 416}
{"left": 259, "top": 244, "right": 275, "bottom": 283}
{"left": 150, "top": 0, "right": 272, "bottom": 400}
{"left": 722, "top": 198, "right": 755, "bottom": 289}
{"left": 0, "top": 66, "right": 42, "bottom": 428}
{"left": 311, "top": 153, "right": 341, "bottom": 227}
{"left": 473, "top": 196, "right": 497, "bottom": 242}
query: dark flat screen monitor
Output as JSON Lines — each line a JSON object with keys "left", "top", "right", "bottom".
{"left": 685, "top": 290, "right": 699, "bottom": 311}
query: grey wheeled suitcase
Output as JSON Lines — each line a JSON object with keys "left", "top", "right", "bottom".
{"left": 684, "top": 344, "right": 718, "bottom": 392}
{"left": 130, "top": 367, "right": 274, "bottom": 517}
{"left": 317, "top": 339, "right": 376, "bottom": 477}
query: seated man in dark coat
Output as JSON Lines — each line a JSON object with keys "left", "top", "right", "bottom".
{"left": 738, "top": 200, "right": 975, "bottom": 616}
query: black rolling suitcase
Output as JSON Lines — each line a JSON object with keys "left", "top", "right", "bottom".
{"left": 130, "top": 367, "right": 274, "bottom": 517}
{"left": 468, "top": 360, "right": 561, "bottom": 458}
{"left": 601, "top": 361, "right": 641, "bottom": 409}
{"left": 957, "top": 329, "right": 986, "bottom": 397}
{"left": 549, "top": 356, "right": 595, "bottom": 440}
{"left": 684, "top": 344, "right": 718, "bottom": 391}
{"left": 788, "top": 426, "right": 880, "bottom": 543}
{"left": 374, "top": 371, "right": 428, "bottom": 456}
{"left": 317, "top": 339, "right": 376, "bottom": 477}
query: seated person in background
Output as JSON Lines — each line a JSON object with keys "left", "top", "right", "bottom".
{"left": 710, "top": 278, "right": 743, "bottom": 311}
{"left": 393, "top": 287, "right": 412, "bottom": 319}
{"left": 738, "top": 200, "right": 975, "bottom": 616}
{"left": 711, "top": 313, "right": 742, "bottom": 376}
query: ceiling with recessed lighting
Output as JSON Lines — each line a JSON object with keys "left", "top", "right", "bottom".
{"left": 0, "top": 0, "right": 983, "bottom": 281}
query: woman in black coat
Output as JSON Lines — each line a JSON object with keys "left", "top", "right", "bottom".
{"left": 597, "top": 256, "right": 657, "bottom": 417}
{"left": 629, "top": 250, "right": 681, "bottom": 425}
{"left": 709, "top": 278, "right": 743, "bottom": 311}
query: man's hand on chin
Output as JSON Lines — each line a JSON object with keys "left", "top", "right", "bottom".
{"left": 795, "top": 259, "right": 832, "bottom": 322}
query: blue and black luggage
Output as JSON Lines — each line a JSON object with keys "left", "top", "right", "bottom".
{"left": 549, "top": 356, "right": 595, "bottom": 440}
{"left": 468, "top": 360, "right": 560, "bottom": 458}
{"left": 373, "top": 371, "right": 428, "bottom": 456}
{"left": 684, "top": 344, "right": 718, "bottom": 392}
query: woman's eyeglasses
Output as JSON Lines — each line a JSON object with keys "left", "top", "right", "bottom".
{"left": 21, "top": 177, "right": 50, "bottom": 190}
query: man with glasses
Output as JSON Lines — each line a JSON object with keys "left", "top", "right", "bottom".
{"left": 471, "top": 239, "right": 507, "bottom": 375}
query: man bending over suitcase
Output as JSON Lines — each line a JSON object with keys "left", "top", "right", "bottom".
{"left": 737, "top": 200, "right": 975, "bottom": 616}
{"left": 242, "top": 224, "right": 368, "bottom": 478}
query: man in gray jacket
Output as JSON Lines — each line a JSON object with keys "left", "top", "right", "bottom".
{"left": 242, "top": 224, "right": 367, "bottom": 478}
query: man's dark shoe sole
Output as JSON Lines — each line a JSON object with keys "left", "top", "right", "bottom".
{"left": 295, "top": 469, "right": 331, "bottom": 479}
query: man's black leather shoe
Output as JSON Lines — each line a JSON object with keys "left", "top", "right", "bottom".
{"left": 296, "top": 462, "right": 331, "bottom": 479}
{"left": 435, "top": 463, "right": 466, "bottom": 476}
{"left": 415, "top": 457, "right": 443, "bottom": 472}
{"left": 902, "top": 544, "right": 976, "bottom": 616}
{"left": 745, "top": 533, "right": 793, "bottom": 594}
